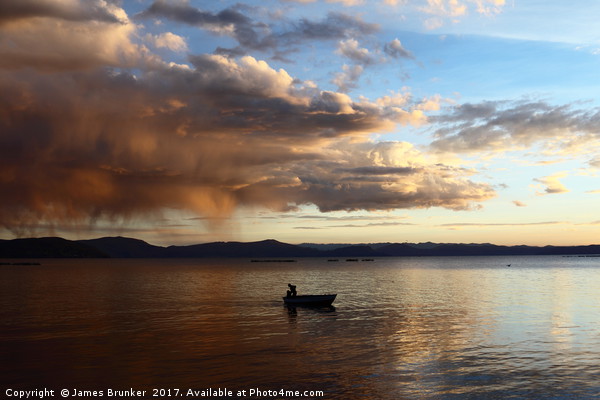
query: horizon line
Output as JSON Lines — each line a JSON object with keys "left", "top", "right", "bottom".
{"left": 2, "top": 235, "right": 600, "bottom": 249}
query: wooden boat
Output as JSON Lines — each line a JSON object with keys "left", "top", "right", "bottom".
{"left": 283, "top": 294, "right": 337, "bottom": 307}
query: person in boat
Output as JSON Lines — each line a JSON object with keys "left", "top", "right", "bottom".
{"left": 287, "top": 283, "right": 297, "bottom": 297}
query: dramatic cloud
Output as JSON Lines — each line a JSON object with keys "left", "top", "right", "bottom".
{"left": 284, "top": 141, "right": 495, "bottom": 212}
{"left": 0, "top": 0, "right": 124, "bottom": 24}
{"left": 0, "top": 0, "right": 155, "bottom": 71}
{"left": 429, "top": 100, "right": 600, "bottom": 158}
{"left": 0, "top": 54, "right": 493, "bottom": 235}
{"left": 0, "top": 0, "right": 499, "bottom": 237}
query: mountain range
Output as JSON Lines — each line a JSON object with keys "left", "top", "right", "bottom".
{"left": 1, "top": 236, "right": 600, "bottom": 258}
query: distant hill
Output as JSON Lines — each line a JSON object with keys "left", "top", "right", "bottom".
{"left": 321, "top": 245, "right": 385, "bottom": 257}
{"left": 300, "top": 243, "right": 393, "bottom": 251}
{"left": 2, "top": 236, "right": 600, "bottom": 258}
{"left": 77, "top": 236, "right": 166, "bottom": 258}
{"left": 0, "top": 237, "right": 108, "bottom": 258}
{"left": 164, "top": 239, "right": 321, "bottom": 258}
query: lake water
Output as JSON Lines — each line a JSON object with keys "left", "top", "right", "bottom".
{"left": 2, "top": 256, "right": 600, "bottom": 399}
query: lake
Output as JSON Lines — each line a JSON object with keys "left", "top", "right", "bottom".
{"left": 2, "top": 256, "right": 600, "bottom": 399}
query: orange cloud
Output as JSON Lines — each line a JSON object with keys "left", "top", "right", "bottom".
{"left": 0, "top": 1, "right": 496, "bottom": 235}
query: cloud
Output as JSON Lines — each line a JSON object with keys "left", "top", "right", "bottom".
{"left": 0, "top": 2, "right": 496, "bottom": 235}
{"left": 271, "top": 213, "right": 411, "bottom": 222}
{"left": 472, "top": 0, "right": 506, "bottom": 16}
{"left": 293, "top": 12, "right": 379, "bottom": 39}
{"left": 0, "top": 53, "right": 494, "bottom": 235}
{"left": 137, "top": 1, "right": 378, "bottom": 58}
{"left": 384, "top": 38, "right": 414, "bottom": 59}
{"left": 0, "top": 0, "right": 156, "bottom": 71}
{"left": 286, "top": 141, "right": 495, "bottom": 212}
{"left": 336, "top": 39, "right": 377, "bottom": 65}
{"left": 429, "top": 100, "right": 600, "bottom": 158}
{"left": 138, "top": 0, "right": 247, "bottom": 27}
{"left": 332, "top": 38, "right": 415, "bottom": 92}
{"left": 334, "top": 166, "right": 421, "bottom": 175}
{"left": 283, "top": 0, "right": 364, "bottom": 5}
{"left": 332, "top": 64, "right": 364, "bottom": 92}
{"left": 0, "top": 0, "right": 125, "bottom": 24}
{"left": 146, "top": 32, "right": 188, "bottom": 52}
{"left": 533, "top": 172, "right": 570, "bottom": 195}
{"left": 384, "top": 0, "right": 405, "bottom": 5}
{"left": 295, "top": 221, "right": 415, "bottom": 229}
{"left": 421, "top": 0, "right": 506, "bottom": 17}
{"left": 137, "top": 1, "right": 264, "bottom": 53}
{"left": 421, "top": 0, "right": 467, "bottom": 18}
{"left": 328, "top": 0, "right": 365, "bottom": 5}
{"left": 419, "top": 0, "right": 506, "bottom": 29}
{"left": 512, "top": 200, "right": 527, "bottom": 207}
{"left": 589, "top": 156, "right": 600, "bottom": 168}
{"left": 439, "top": 221, "right": 566, "bottom": 228}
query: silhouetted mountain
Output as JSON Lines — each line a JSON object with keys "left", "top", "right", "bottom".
{"left": 78, "top": 236, "right": 167, "bottom": 258}
{"left": 425, "top": 243, "right": 518, "bottom": 256}
{"left": 537, "top": 245, "right": 600, "bottom": 256}
{"left": 0, "top": 237, "right": 108, "bottom": 258}
{"left": 2, "top": 236, "right": 600, "bottom": 259}
{"left": 301, "top": 242, "right": 393, "bottom": 251}
{"left": 165, "top": 239, "right": 321, "bottom": 258}
{"left": 300, "top": 243, "right": 354, "bottom": 251}
{"left": 322, "top": 245, "right": 385, "bottom": 257}
{"left": 377, "top": 243, "right": 430, "bottom": 256}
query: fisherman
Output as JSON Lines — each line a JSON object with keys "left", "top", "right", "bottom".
{"left": 287, "top": 283, "right": 297, "bottom": 297}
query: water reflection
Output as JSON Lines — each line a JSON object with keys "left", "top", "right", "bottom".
{"left": 3, "top": 257, "right": 600, "bottom": 398}
{"left": 285, "top": 305, "right": 337, "bottom": 323}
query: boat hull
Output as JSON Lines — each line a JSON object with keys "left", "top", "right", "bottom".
{"left": 283, "top": 294, "right": 336, "bottom": 307}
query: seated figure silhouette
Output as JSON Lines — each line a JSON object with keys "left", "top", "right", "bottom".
{"left": 287, "top": 283, "right": 297, "bottom": 297}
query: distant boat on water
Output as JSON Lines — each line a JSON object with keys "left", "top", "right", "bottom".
{"left": 283, "top": 294, "right": 337, "bottom": 307}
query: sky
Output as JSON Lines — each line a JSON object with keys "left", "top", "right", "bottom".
{"left": 2, "top": 0, "right": 600, "bottom": 246}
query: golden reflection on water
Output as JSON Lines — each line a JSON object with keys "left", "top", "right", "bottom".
{"left": 3, "top": 257, "right": 600, "bottom": 399}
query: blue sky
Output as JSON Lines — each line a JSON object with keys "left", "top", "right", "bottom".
{"left": 1, "top": 0, "right": 600, "bottom": 245}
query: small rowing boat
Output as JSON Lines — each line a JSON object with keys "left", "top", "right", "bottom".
{"left": 283, "top": 294, "right": 337, "bottom": 307}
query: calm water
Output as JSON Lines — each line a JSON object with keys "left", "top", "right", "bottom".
{"left": 2, "top": 256, "right": 600, "bottom": 399}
